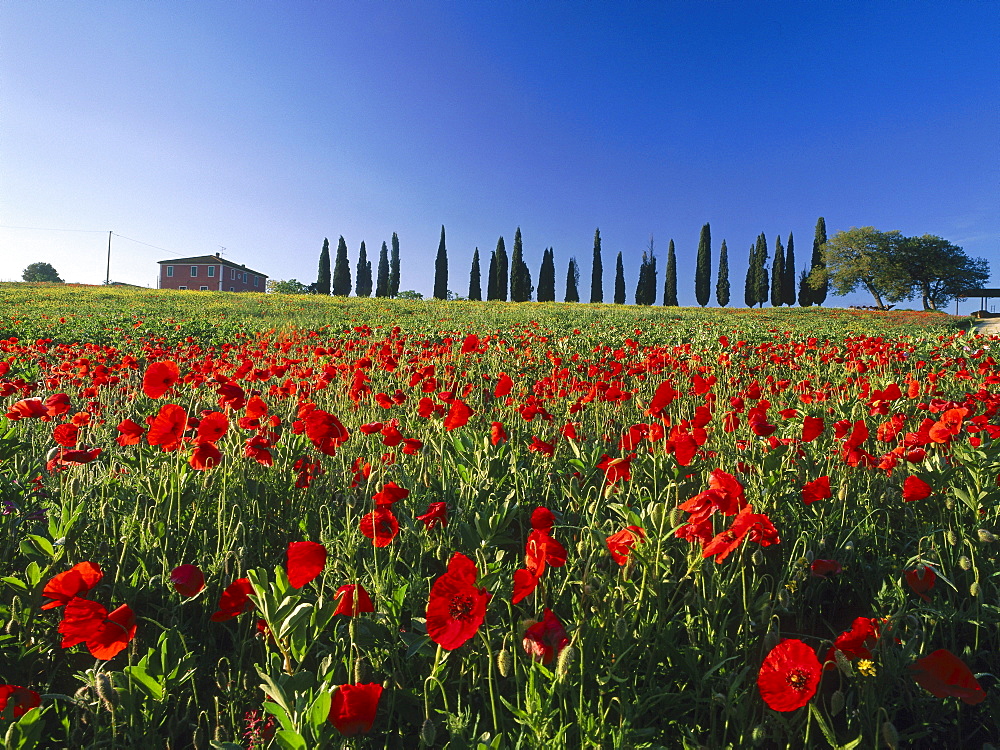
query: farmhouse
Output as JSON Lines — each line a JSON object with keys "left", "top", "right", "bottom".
{"left": 157, "top": 253, "right": 268, "bottom": 292}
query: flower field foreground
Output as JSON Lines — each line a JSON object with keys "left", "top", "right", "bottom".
{"left": 1, "top": 285, "right": 997, "bottom": 748}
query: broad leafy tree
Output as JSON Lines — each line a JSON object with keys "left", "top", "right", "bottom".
{"left": 23, "top": 262, "right": 63, "bottom": 283}
{"left": 898, "top": 235, "right": 990, "bottom": 310}
{"left": 267, "top": 278, "right": 311, "bottom": 294}
{"left": 316, "top": 238, "right": 331, "bottom": 295}
{"left": 813, "top": 226, "right": 908, "bottom": 309}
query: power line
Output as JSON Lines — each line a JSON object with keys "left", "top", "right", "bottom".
{"left": 111, "top": 233, "right": 177, "bottom": 255}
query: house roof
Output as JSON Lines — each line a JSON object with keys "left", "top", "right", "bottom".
{"left": 158, "top": 256, "right": 268, "bottom": 277}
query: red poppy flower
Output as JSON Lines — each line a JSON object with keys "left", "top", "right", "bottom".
{"left": 810, "top": 559, "right": 842, "bottom": 578}
{"left": 58, "top": 599, "right": 137, "bottom": 660}
{"left": 426, "top": 552, "right": 491, "bottom": 650}
{"left": 528, "top": 436, "right": 556, "bottom": 457}
{"left": 596, "top": 454, "right": 633, "bottom": 485}
{"left": 646, "top": 380, "right": 678, "bottom": 416}
{"left": 495, "top": 373, "right": 514, "bottom": 398}
{"left": 5, "top": 398, "right": 49, "bottom": 421}
{"left": 490, "top": 421, "right": 508, "bottom": 445}
{"left": 801, "top": 415, "right": 825, "bottom": 442}
{"left": 910, "top": 649, "right": 986, "bottom": 705}
{"left": 801, "top": 476, "right": 832, "bottom": 505}
{"left": 147, "top": 403, "right": 188, "bottom": 451}
{"left": 328, "top": 683, "right": 383, "bottom": 736}
{"left": 210, "top": 578, "right": 255, "bottom": 622}
{"left": 905, "top": 565, "right": 936, "bottom": 602}
{"left": 42, "top": 561, "right": 103, "bottom": 609}
{"left": 444, "top": 399, "right": 473, "bottom": 431}
{"left": 823, "top": 616, "right": 880, "bottom": 668}
{"left": 360, "top": 507, "right": 399, "bottom": 547}
{"left": 333, "top": 584, "right": 375, "bottom": 617}
{"left": 0, "top": 685, "right": 41, "bottom": 718}
{"left": 512, "top": 568, "right": 541, "bottom": 605}
{"left": 52, "top": 423, "right": 79, "bottom": 447}
{"left": 416, "top": 502, "right": 448, "bottom": 530}
{"left": 606, "top": 525, "right": 645, "bottom": 566}
{"left": 902, "top": 475, "right": 933, "bottom": 502}
{"left": 170, "top": 564, "right": 205, "bottom": 597}
{"left": 142, "top": 360, "right": 179, "bottom": 399}
{"left": 304, "top": 409, "right": 350, "bottom": 455}
{"left": 287, "top": 541, "right": 327, "bottom": 588}
{"left": 522, "top": 608, "right": 570, "bottom": 665}
{"left": 189, "top": 441, "right": 222, "bottom": 470}
{"left": 116, "top": 418, "right": 145, "bottom": 446}
{"left": 928, "top": 408, "right": 967, "bottom": 444}
{"left": 197, "top": 411, "right": 229, "bottom": 444}
{"left": 44, "top": 393, "right": 72, "bottom": 417}
{"left": 758, "top": 638, "right": 822, "bottom": 711}
{"left": 373, "top": 482, "right": 409, "bottom": 506}
{"left": 531, "top": 506, "right": 555, "bottom": 532}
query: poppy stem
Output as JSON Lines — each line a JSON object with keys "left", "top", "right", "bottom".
{"left": 479, "top": 630, "right": 500, "bottom": 735}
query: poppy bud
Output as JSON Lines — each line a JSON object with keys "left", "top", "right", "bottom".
{"left": 420, "top": 718, "right": 437, "bottom": 746}
{"left": 843, "top": 540, "right": 854, "bottom": 553}
{"left": 977, "top": 528, "right": 996, "bottom": 543}
{"left": 946, "top": 529, "right": 960, "bottom": 546}
{"left": 750, "top": 726, "right": 766, "bottom": 746}
{"left": 776, "top": 589, "right": 790, "bottom": 609}
{"left": 834, "top": 649, "right": 854, "bottom": 677}
{"left": 354, "top": 657, "right": 371, "bottom": 684}
{"left": 95, "top": 671, "right": 118, "bottom": 712}
{"left": 830, "top": 689, "right": 845, "bottom": 716}
{"left": 615, "top": 617, "right": 629, "bottom": 640}
{"left": 670, "top": 507, "right": 685, "bottom": 527}
{"left": 763, "top": 630, "right": 779, "bottom": 653}
{"left": 556, "top": 643, "right": 576, "bottom": 678}
{"left": 970, "top": 582, "right": 981, "bottom": 598}
{"left": 881, "top": 720, "right": 899, "bottom": 750}
{"left": 945, "top": 497, "right": 954, "bottom": 510}
{"left": 497, "top": 649, "right": 513, "bottom": 678}
{"left": 838, "top": 483, "right": 848, "bottom": 502}
{"left": 751, "top": 549, "right": 764, "bottom": 566}
{"left": 192, "top": 725, "right": 207, "bottom": 750}
{"left": 215, "top": 657, "right": 231, "bottom": 692}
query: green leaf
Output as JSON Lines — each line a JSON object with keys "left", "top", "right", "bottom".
{"left": 125, "top": 665, "right": 165, "bottom": 701}
{"left": 273, "top": 728, "right": 307, "bottom": 750}
{"left": 1, "top": 576, "right": 28, "bottom": 592}
{"left": 306, "top": 690, "right": 332, "bottom": 735}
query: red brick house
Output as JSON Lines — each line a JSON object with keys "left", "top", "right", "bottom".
{"left": 157, "top": 254, "right": 268, "bottom": 292}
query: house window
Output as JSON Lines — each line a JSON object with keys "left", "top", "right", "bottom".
{"left": 208, "top": 266, "right": 215, "bottom": 277}
{"left": 178, "top": 285, "right": 188, "bottom": 290}
{"left": 231, "top": 269, "right": 236, "bottom": 280}
{"left": 200, "top": 286, "right": 209, "bottom": 291}
{"left": 254, "top": 276, "right": 259, "bottom": 287}
{"left": 230, "top": 287, "right": 235, "bottom": 291}
{"left": 191, "top": 266, "right": 198, "bottom": 277}
{"left": 166, "top": 266, "right": 174, "bottom": 277}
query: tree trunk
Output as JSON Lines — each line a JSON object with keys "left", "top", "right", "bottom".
{"left": 864, "top": 283, "right": 885, "bottom": 309}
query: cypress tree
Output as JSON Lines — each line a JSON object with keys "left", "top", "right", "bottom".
{"left": 811, "top": 217, "right": 828, "bottom": 305}
{"left": 565, "top": 257, "right": 580, "bottom": 303}
{"left": 744, "top": 242, "right": 757, "bottom": 308}
{"left": 797, "top": 268, "right": 813, "bottom": 307}
{"left": 782, "top": 231, "right": 797, "bottom": 306}
{"left": 695, "top": 222, "right": 712, "bottom": 307}
{"left": 433, "top": 225, "right": 448, "bottom": 300}
{"left": 590, "top": 228, "right": 603, "bottom": 303}
{"left": 614, "top": 251, "right": 626, "bottom": 304}
{"left": 756, "top": 233, "right": 770, "bottom": 307}
{"left": 355, "top": 241, "right": 372, "bottom": 297}
{"left": 537, "top": 248, "right": 556, "bottom": 302}
{"left": 510, "top": 227, "right": 532, "bottom": 302}
{"left": 486, "top": 250, "right": 498, "bottom": 300}
{"left": 664, "top": 239, "right": 678, "bottom": 306}
{"left": 716, "top": 239, "right": 730, "bottom": 307}
{"left": 316, "top": 238, "right": 331, "bottom": 295}
{"left": 332, "top": 236, "right": 351, "bottom": 296}
{"left": 495, "top": 237, "right": 509, "bottom": 301}
{"left": 645, "top": 236, "right": 657, "bottom": 305}
{"left": 389, "top": 232, "right": 400, "bottom": 298}
{"left": 375, "top": 241, "right": 390, "bottom": 297}
{"left": 770, "top": 235, "right": 784, "bottom": 307}
{"left": 468, "top": 248, "right": 482, "bottom": 301}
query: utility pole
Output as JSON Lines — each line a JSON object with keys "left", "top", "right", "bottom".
{"left": 106, "top": 231, "right": 112, "bottom": 285}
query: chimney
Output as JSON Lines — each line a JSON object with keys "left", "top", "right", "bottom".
{"left": 215, "top": 252, "right": 221, "bottom": 257}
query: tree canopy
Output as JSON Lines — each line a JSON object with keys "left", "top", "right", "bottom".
{"left": 813, "top": 226, "right": 989, "bottom": 310}
{"left": 23, "top": 262, "right": 63, "bottom": 283}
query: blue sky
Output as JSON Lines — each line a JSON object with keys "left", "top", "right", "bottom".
{"left": 2, "top": 2, "right": 997, "bottom": 309}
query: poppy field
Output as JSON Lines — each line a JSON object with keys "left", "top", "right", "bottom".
{"left": 1, "top": 284, "right": 998, "bottom": 749}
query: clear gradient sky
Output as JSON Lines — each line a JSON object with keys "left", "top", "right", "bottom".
{"left": 2, "top": 2, "right": 998, "bottom": 309}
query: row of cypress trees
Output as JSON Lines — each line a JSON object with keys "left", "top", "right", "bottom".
{"left": 316, "top": 234, "right": 402, "bottom": 297}
{"left": 318, "top": 218, "right": 830, "bottom": 306}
